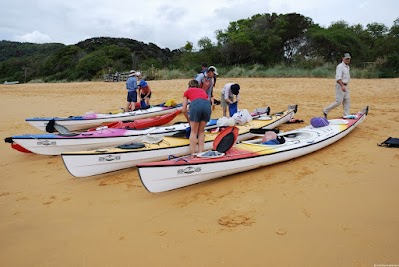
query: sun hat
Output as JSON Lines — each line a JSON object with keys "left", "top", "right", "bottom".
{"left": 129, "top": 70, "right": 136, "bottom": 76}
{"left": 343, "top": 53, "right": 351, "bottom": 59}
{"left": 139, "top": 79, "right": 147, "bottom": 87}
{"left": 231, "top": 84, "right": 240, "bottom": 95}
{"left": 207, "top": 66, "right": 218, "bottom": 75}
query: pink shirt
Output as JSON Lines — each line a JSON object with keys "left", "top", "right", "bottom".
{"left": 183, "top": 87, "right": 208, "bottom": 101}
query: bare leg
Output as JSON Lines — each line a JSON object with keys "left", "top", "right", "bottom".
{"left": 189, "top": 121, "right": 199, "bottom": 154}
{"left": 197, "top": 121, "right": 208, "bottom": 153}
{"left": 126, "top": 102, "right": 131, "bottom": 112}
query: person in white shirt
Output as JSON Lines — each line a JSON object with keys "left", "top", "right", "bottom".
{"left": 323, "top": 53, "right": 352, "bottom": 118}
{"left": 220, "top": 83, "right": 240, "bottom": 117}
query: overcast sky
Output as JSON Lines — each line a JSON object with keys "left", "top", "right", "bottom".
{"left": 1, "top": 0, "right": 398, "bottom": 50}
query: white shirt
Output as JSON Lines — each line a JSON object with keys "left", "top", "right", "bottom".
{"left": 221, "top": 83, "right": 240, "bottom": 101}
{"left": 335, "top": 61, "right": 350, "bottom": 84}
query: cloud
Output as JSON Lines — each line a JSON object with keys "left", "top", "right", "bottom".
{"left": 15, "top": 30, "right": 52, "bottom": 43}
{"left": 1, "top": 0, "right": 398, "bottom": 49}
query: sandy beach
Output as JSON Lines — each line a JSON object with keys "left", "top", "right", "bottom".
{"left": 1, "top": 78, "right": 398, "bottom": 266}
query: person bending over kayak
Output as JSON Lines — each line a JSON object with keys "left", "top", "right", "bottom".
{"left": 182, "top": 79, "right": 212, "bottom": 155}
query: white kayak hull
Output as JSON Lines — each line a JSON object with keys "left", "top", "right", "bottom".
{"left": 26, "top": 105, "right": 182, "bottom": 132}
{"left": 137, "top": 107, "right": 368, "bottom": 193}
{"left": 61, "top": 106, "right": 297, "bottom": 177}
{"left": 11, "top": 124, "right": 190, "bottom": 155}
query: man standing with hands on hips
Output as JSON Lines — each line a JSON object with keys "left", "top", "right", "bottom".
{"left": 323, "top": 53, "right": 352, "bottom": 119}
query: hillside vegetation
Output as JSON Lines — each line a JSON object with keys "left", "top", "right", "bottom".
{"left": 1, "top": 13, "right": 398, "bottom": 83}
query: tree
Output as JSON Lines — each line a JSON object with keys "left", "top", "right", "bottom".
{"left": 183, "top": 41, "right": 193, "bottom": 53}
{"left": 198, "top": 37, "right": 214, "bottom": 51}
{"left": 76, "top": 50, "right": 111, "bottom": 80}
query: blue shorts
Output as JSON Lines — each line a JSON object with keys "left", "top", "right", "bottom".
{"left": 189, "top": 99, "right": 211, "bottom": 122}
{"left": 127, "top": 91, "right": 137, "bottom": 102}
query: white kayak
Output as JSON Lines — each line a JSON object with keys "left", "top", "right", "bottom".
{"left": 25, "top": 103, "right": 183, "bottom": 132}
{"left": 5, "top": 122, "right": 196, "bottom": 155}
{"left": 137, "top": 106, "right": 369, "bottom": 193}
{"left": 61, "top": 105, "right": 297, "bottom": 177}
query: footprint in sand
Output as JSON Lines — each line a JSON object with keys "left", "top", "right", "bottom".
{"left": 157, "top": 231, "right": 167, "bottom": 236}
{"left": 0, "top": 192, "right": 11, "bottom": 197}
{"left": 275, "top": 228, "right": 288, "bottom": 235}
{"left": 42, "top": 195, "right": 57, "bottom": 205}
{"left": 218, "top": 214, "right": 255, "bottom": 227}
{"left": 16, "top": 196, "right": 29, "bottom": 201}
{"left": 301, "top": 208, "right": 311, "bottom": 218}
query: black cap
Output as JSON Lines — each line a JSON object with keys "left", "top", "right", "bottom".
{"left": 231, "top": 84, "right": 240, "bottom": 95}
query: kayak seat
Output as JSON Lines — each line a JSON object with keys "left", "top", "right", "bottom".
{"left": 117, "top": 142, "right": 146, "bottom": 149}
{"left": 54, "top": 124, "right": 79, "bottom": 136}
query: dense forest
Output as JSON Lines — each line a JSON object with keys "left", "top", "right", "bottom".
{"left": 1, "top": 12, "right": 398, "bottom": 83}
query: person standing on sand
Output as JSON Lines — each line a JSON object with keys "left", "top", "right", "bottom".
{"left": 125, "top": 70, "right": 138, "bottom": 111}
{"left": 323, "top": 53, "right": 352, "bottom": 118}
{"left": 182, "top": 79, "right": 212, "bottom": 155}
{"left": 195, "top": 66, "right": 218, "bottom": 110}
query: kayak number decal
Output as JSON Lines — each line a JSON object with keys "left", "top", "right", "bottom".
{"left": 177, "top": 166, "right": 201, "bottom": 175}
{"left": 99, "top": 155, "right": 121, "bottom": 162}
{"left": 37, "top": 140, "right": 56, "bottom": 146}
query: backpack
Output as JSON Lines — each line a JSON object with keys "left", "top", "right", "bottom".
{"left": 310, "top": 117, "right": 329, "bottom": 128}
{"left": 378, "top": 137, "right": 399, "bottom": 148}
{"left": 195, "top": 73, "right": 212, "bottom": 90}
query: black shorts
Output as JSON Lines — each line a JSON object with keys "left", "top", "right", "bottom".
{"left": 140, "top": 92, "right": 152, "bottom": 99}
{"left": 127, "top": 91, "right": 137, "bottom": 102}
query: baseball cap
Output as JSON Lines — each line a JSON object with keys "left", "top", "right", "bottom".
{"left": 208, "top": 66, "right": 218, "bottom": 75}
{"left": 343, "top": 53, "right": 351, "bottom": 59}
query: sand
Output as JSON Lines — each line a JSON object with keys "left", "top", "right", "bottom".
{"left": 0, "top": 78, "right": 398, "bottom": 266}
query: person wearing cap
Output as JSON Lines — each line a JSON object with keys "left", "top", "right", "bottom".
{"left": 138, "top": 79, "right": 152, "bottom": 107}
{"left": 209, "top": 65, "right": 218, "bottom": 87}
{"left": 125, "top": 70, "right": 138, "bottom": 111}
{"left": 323, "top": 53, "right": 352, "bottom": 118}
{"left": 220, "top": 83, "right": 240, "bottom": 117}
{"left": 195, "top": 66, "right": 218, "bottom": 109}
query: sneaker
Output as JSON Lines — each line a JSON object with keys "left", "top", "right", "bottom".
{"left": 323, "top": 111, "right": 328, "bottom": 119}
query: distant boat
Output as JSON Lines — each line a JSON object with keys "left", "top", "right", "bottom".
{"left": 3, "top": 81, "right": 20, "bottom": 85}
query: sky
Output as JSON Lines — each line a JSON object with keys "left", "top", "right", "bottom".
{"left": 1, "top": 0, "right": 398, "bottom": 50}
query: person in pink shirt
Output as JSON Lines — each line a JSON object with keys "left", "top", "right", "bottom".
{"left": 182, "top": 79, "right": 212, "bottom": 154}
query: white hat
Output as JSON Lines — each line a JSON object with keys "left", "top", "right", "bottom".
{"left": 129, "top": 70, "right": 136, "bottom": 76}
{"left": 208, "top": 66, "right": 218, "bottom": 75}
{"left": 343, "top": 53, "right": 351, "bottom": 59}
{"left": 135, "top": 71, "right": 141, "bottom": 77}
